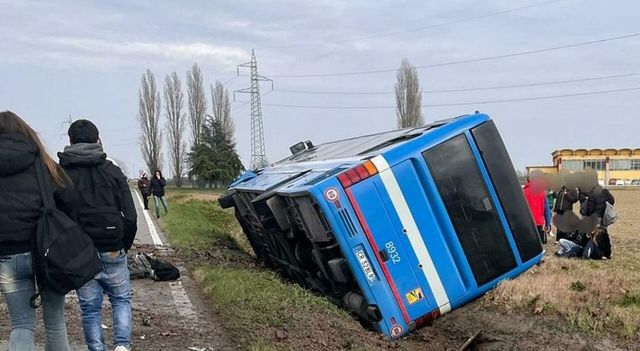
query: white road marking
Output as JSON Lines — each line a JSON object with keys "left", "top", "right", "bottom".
{"left": 371, "top": 155, "right": 452, "bottom": 314}
{"left": 132, "top": 190, "right": 164, "bottom": 247}
{"left": 169, "top": 279, "right": 199, "bottom": 321}
{"left": 131, "top": 190, "right": 198, "bottom": 322}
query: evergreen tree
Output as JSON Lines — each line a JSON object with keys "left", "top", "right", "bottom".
{"left": 188, "top": 116, "right": 244, "bottom": 187}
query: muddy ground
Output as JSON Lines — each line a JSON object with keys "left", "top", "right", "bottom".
{"left": 0, "top": 245, "right": 236, "bottom": 351}
{"left": 2, "top": 189, "right": 638, "bottom": 350}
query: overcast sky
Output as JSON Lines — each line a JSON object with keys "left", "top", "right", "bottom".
{"left": 1, "top": 0, "right": 638, "bottom": 177}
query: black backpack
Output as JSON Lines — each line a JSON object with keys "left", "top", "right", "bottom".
{"left": 71, "top": 162, "right": 125, "bottom": 249}
{"left": 132, "top": 253, "right": 180, "bottom": 281}
{"left": 31, "top": 159, "right": 101, "bottom": 306}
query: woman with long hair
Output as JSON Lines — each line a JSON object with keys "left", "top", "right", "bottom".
{"left": 0, "top": 111, "right": 74, "bottom": 350}
{"left": 149, "top": 169, "right": 168, "bottom": 219}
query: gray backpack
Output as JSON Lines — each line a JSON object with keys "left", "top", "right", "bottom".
{"left": 602, "top": 201, "right": 617, "bottom": 227}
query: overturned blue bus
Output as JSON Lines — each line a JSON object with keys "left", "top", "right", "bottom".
{"left": 218, "top": 113, "right": 543, "bottom": 339}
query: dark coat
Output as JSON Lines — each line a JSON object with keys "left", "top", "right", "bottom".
{"left": 150, "top": 177, "right": 167, "bottom": 197}
{"left": 58, "top": 145, "right": 137, "bottom": 252}
{"left": 553, "top": 187, "right": 579, "bottom": 214}
{"left": 579, "top": 185, "right": 615, "bottom": 218}
{"left": 138, "top": 177, "right": 151, "bottom": 196}
{"left": 0, "top": 134, "right": 77, "bottom": 255}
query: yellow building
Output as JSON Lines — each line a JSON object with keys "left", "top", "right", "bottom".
{"left": 526, "top": 165, "right": 558, "bottom": 177}
{"left": 551, "top": 148, "right": 640, "bottom": 184}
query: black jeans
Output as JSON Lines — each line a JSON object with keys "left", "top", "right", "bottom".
{"left": 141, "top": 192, "right": 150, "bottom": 209}
{"left": 536, "top": 225, "right": 547, "bottom": 244}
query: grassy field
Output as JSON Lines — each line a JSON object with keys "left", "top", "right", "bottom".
{"left": 489, "top": 189, "right": 640, "bottom": 339}
{"left": 159, "top": 189, "right": 640, "bottom": 350}
{"left": 160, "top": 191, "right": 382, "bottom": 350}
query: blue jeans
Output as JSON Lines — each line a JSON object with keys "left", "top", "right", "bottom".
{"left": 556, "top": 238, "right": 582, "bottom": 256}
{"left": 0, "top": 252, "right": 70, "bottom": 351}
{"left": 77, "top": 250, "right": 131, "bottom": 351}
{"left": 153, "top": 195, "right": 169, "bottom": 217}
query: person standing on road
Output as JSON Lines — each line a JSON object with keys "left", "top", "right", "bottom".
{"left": 137, "top": 172, "right": 151, "bottom": 210}
{"left": 0, "top": 111, "right": 74, "bottom": 351}
{"left": 523, "top": 175, "right": 551, "bottom": 244}
{"left": 58, "top": 119, "right": 137, "bottom": 351}
{"left": 150, "top": 170, "right": 168, "bottom": 219}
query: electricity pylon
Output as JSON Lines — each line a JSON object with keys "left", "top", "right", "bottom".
{"left": 235, "top": 50, "right": 273, "bottom": 170}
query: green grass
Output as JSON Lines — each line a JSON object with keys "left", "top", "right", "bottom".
{"left": 165, "top": 186, "right": 225, "bottom": 194}
{"left": 162, "top": 199, "right": 237, "bottom": 250}
{"left": 617, "top": 293, "right": 640, "bottom": 308}
{"left": 194, "top": 266, "right": 346, "bottom": 330}
{"left": 161, "top": 196, "right": 355, "bottom": 350}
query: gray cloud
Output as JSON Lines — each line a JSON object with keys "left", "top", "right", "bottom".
{"left": 1, "top": 0, "right": 639, "bottom": 177}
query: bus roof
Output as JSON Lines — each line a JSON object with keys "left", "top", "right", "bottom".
{"left": 276, "top": 115, "right": 468, "bottom": 166}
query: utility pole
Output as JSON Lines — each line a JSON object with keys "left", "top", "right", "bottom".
{"left": 235, "top": 49, "right": 273, "bottom": 170}
{"left": 59, "top": 115, "right": 73, "bottom": 139}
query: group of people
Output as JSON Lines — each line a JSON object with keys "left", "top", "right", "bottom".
{"left": 0, "top": 111, "right": 136, "bottom": 351}
{"left": 524, "top": 171, "right": 615, "bottom": 260}
{"left": 136, "top": 170, "right": 169, "bottom": 219}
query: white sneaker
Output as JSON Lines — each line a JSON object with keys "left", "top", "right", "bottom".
{"left": 114, "top": 346, "right": 130, "bottom": 351}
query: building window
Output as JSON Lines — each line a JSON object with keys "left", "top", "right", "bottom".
{"left": 632, "top": 159, "right": 640, "bottom": 170}
{"left": 563, "top": 160, "right": 583, "bottom": 171}
{"left": 583, "top": 159, "right": 605, "bottom": 171}
{"left": 611, "top": 159, "right": 631, "bottom": 170}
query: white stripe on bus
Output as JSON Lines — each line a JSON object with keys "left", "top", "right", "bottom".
{"left": 370, "top": 155, "right": 451, "bottom": 314}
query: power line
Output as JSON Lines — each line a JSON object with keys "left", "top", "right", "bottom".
{"left": 231, "top": 90, "right": 273, "bottom": 112}
{"left": 258, "top": 0, "right": 565, "bottom": 50}
{"left": 221, "top": 75, "right": 239, "bottom": 86}
{"left": 273, "top": 72, "right": 640, "bottom": 95}
{"left": 268, "top": 32, "right": 640, "bottom": 78}
{"left": 261, "top": 86, "right": 640, "bottom": 109}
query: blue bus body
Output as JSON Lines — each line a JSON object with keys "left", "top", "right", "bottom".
{"left": 219, "top": 113, "right": 543, "bottom": 338}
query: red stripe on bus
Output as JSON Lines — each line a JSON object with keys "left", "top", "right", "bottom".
{"left": 345, "top": 187, "right": 411, "bottom": 325}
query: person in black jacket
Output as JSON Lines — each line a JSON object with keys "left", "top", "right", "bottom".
{"left": 552, "top": 185, "right": 580, "bottom": 242}
{"left": 137, "top": 172, "right": 151, "bottom": 210}
{"left": 0, "top": 111, "right": 74, "bottom": 350}
{"left": 150, "top": 169, "right": 168, "bottom": 219}
{"left": 583, "top": 227, "right": 612, "bottom": 260}
{"left": 579, "top": 184, "right": 615, "bottom": 223}
{"left": 58, "top": 119, "right": 137, "bottom": 351}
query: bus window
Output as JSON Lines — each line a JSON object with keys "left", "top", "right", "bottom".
{"left": 471, "top": 121, "right": 542, "bottom": 263}
{"left": 423, "top": 135, "right": 517, "bottom": 286}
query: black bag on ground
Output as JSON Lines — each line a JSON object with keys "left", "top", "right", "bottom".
{"left": 31, "top": 159, "right": 101, "bottom": 305}
{"left": 133, "top": 253, "right": 180, "bottom": 281}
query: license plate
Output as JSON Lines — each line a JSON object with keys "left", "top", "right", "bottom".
{"left": 355, "top": 250, "right": 377, "bottom": 282}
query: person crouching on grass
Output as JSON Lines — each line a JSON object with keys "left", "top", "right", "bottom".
{"left": 58, "top": 119, "right": 137, "bottom": 351}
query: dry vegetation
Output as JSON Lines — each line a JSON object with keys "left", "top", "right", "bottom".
{"left": 159, "top": 188, "right": 640, "bottom": 350}
{"left": 488, "top": 189, "right": 640, "bottom": 340}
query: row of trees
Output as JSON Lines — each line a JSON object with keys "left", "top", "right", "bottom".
{"left": 138, "top": 63, "right": 243, "bottom": 188}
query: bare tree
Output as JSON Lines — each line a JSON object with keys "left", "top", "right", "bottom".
{"left": 210, "top": 81, "right": 234, "bottom": 140}
{"left": 110, "top": 157, "right": 130, "bottom": 179}
{"left": 164, "top": 72, "right": 186, "bottom": 187}
{"left": 138, "top": 69, "right": 163, "bottom": 174}
{"left": 186, "top": 63, "right": 207, "bottom": 145}
{"left": 395, "top": 58, "right": 423, "bottom": 128}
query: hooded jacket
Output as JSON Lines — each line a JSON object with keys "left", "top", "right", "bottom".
{"left": 580, "top": 185, "right": 615, "bottom": 219}
{"left": 58, "top": 143, "right": 137, "bottom": 252}
{"left": 0, "top": 133, "right": 77, "bottom": 255}
{"left": 150, "top": 172, "right": 167, "bottom": 197}
{"left": 137, "top": 176, "right": 150, "bottom": 196}
{"left": 523, "top": 181, "right": 551, "bottom": 227}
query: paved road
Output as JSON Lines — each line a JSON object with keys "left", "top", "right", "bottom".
{"left": 1, "top": 191, "right": 231, "bottom": 350}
